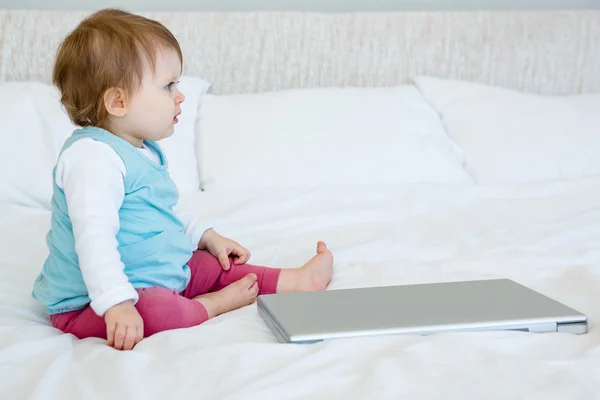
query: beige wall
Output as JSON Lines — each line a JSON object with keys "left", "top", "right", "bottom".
{"left": 0, "top": 0, "right": 598, "bottom": 12}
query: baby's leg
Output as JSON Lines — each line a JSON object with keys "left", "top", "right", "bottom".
{"left": 50, "top": 306, "right": 107, "bottom": 340}
{"left": 182, "top": 250, "right": 282, "bottom": 297}
{"left": 183, "top": 241, "right": 334, "bottom": 299}
{"left": 50, "top": 286, "right": 223, "bottom": 340}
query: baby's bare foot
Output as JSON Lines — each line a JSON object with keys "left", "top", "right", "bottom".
{"left": 278, "top": 241, "right": 334, "bottom": 293}
{"left": 194, "top": 274, "right": 259, "bottom": 318}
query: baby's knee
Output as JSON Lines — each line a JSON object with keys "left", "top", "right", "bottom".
{"left": 189, "top": 250, "right": 224, "bottom": 271}
{"left": 135, "top": 287, "right": 180, "bottom": 320}
{"left": 135, "top": 287, "right": 206, "bottom": 337}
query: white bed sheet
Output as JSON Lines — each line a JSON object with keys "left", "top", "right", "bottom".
{"left": 1, "top": 181, "right": 599, "bottom": 399}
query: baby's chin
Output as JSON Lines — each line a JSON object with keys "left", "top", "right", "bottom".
{"left": 153, "top": 128, "right": 175, "bottom": 141}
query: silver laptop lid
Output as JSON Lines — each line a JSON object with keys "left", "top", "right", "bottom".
{"left": 257, "top": 279, "right": 587, "bottom": 343}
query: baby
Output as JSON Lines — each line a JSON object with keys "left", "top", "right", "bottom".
{"left": 32, "top": 9, "right": 334, "bottom": 351}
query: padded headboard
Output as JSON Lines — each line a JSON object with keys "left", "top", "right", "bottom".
{"left": 1, "top": 10, "right": 599, "bottom": 94}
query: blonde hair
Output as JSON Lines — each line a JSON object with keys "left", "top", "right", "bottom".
{"left": 52, "top": 8, "right": 183, "bottom": 128}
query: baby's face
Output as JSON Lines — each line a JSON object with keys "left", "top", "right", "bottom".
{"left": 122, "top": 47, "right": 184, "bottom": 143}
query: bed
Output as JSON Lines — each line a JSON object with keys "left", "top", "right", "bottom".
{"left": 1, "top": 9, "right": 600, "bottom": 399}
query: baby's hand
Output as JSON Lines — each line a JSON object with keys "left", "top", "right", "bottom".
{"left": 198, "top": 229, "right": 251, "bottom": 270}
{"left": 104, "top": 300, "right": 144, "bottom": 350}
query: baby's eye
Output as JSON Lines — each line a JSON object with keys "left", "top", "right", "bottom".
{"left": 165, "top": 81, "right": 179, "bottom": 91}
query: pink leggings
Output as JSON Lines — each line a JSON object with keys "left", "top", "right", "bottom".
{"left": 50, "top": 251, "right": 281, "bottom": 339}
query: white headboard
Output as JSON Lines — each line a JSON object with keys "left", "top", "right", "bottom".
{"left": 1, "top": 10, "right": 599, "bottom": 94}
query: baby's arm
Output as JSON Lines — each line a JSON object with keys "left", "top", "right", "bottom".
{"left": 57, "top": 139, "right": 142, "bottom": 349}
{"left": 57, "top": 139, "right": 139, "bottom": 314}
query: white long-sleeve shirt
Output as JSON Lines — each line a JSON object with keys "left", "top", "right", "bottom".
{"left": 55, "top": 138, "right": 208, "bottom": 317}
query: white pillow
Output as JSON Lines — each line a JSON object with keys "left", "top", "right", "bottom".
{"left": 413, "top": 76, "right": 600, "bottom": 184}
{"left": 196, "top": 86, "right": 473, "bottom": 189}
{"left": 0, "top": 77, "right": 210, "bottom": 210}
{"left": 158, "top": 75, "right": 211, "bottom": 195}
{"left": 0, "top": 81, "right": 76, "bottom": 209}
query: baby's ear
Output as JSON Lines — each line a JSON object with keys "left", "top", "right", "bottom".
{"left": 103, "top": 87, "right": 128, "bottom": 118}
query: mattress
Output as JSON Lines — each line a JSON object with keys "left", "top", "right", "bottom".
{"left": 1, "top": 181, "right": 599, "bottom": 399}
